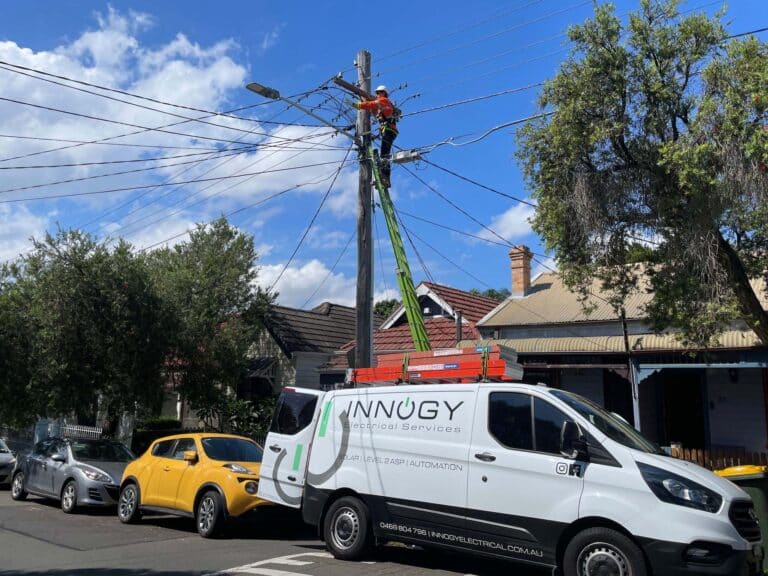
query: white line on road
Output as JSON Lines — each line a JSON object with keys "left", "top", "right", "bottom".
{"left": 208, "top": 551, "right": 332, "bottom": 576}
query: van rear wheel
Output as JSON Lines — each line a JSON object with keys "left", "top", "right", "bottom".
{"left": 563, "top": 527, "right": 647, "bottom": 576}
{"left": 323, "top": 496, "right": 372, "bottom": 560}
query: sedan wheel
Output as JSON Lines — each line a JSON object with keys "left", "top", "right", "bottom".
{"left": 118, "top": 483, "right": 141, "bottom": 524}
{"left": 11, "top": 472, "right": 27, "bottom": 501}
{"left": 61, "top": 480, "right": 77, "bottom": 514}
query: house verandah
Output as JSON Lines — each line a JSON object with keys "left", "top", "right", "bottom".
{"left": 462, "top": 337, "right": 768, "bottom": 456}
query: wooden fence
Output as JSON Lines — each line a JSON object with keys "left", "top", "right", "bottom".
{"left": 671, "top": 446, "right": 768, "bottom": 471}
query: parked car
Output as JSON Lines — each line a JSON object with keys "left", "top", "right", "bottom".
{"left": 118, "top": 433, "right": 268, "bottom": 537}
{"left": 0, "top": 439, "right": 16, "bottom": 486}
{"left": 11, "top": 437, "right": 135, "bottom": 512}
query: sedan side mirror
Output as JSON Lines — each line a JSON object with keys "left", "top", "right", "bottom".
{"left": 183, "top": 450, "right": 198, "bottom": 463}
{"left": 51, "top": 453, "right": 67, "bottom": 463}
{"left": 560, "top": 421, "right": 588, "bottom": 460}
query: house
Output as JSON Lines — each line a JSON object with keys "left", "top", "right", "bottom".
{"left": 242, "top": 302, "right": 363, "bottom": 395}
{"left": 464, "top": 246, "right": 768, "bottom": 454}
{"left": 320, "top": 282, "right": 501, "bottom": 382}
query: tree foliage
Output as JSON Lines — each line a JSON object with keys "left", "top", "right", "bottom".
{"left": 374, "top": 298, "right": 400, "bottom": 319}
{"left": 517, "top": 0, "right": 768, "bottom": 346}
{"left": 147, "top": 217, "right": 274, "bottom": 429}
{"left": 0, "top": 230, "right": 169, "bottom": 425}
{"left": 469, "top": 288, "right": 512, "bottom": 301}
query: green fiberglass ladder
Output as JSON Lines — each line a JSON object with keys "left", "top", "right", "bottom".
{"left": 369, "top": 146, "right": 430, "bottom": 352}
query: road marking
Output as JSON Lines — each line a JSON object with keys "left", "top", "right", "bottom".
{"left": 208, "top": 552, "right": 331, "bottom": 576}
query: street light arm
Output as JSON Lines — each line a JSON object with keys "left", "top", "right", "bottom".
{"left": 246, "top": 82, "right": 359, "bottom": 145}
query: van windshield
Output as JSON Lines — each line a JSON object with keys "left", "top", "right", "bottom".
{"left": 549, "top": 390, "right": 664, "bottom": 455}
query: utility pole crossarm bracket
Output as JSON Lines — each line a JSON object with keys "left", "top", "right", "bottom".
{"left": 333, "top": 76, "right": 373, "bottom": 101}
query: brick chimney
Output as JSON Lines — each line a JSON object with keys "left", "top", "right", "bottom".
{"left": 509, "top": 245, "right": 532, "bottom": 297}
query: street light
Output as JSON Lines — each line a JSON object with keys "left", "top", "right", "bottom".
{"left": 245, "top": 81, "right": 358, "bottom": 144}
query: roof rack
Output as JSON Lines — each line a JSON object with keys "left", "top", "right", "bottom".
{"left": 345, "top": 345, "right": 524, "bottom": 387}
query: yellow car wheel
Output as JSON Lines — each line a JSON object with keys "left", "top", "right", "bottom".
{"left": 196, "top": 490, "right": 224, "bottom": 538}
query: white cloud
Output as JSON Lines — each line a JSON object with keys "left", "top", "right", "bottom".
{"left": 255, "top": 259, "right": 402, "bottom": 310}
{"left": 123, "top": 216, "right": 196, "bottom": 251}
{"left": 258, "top": 24, "right": 284, "bottom": 55}
{"left": 256, "top": 259, "right": 356, "bottom": 308}
{"left": 0, "top": 205, "right": 48, "bottom": 262}
{"left": 477, "top": 203, "right": 535, "bottom": 243}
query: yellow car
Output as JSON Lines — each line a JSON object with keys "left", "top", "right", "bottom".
{"left": 117, "top": 433, "right": 269, "bottom": 537}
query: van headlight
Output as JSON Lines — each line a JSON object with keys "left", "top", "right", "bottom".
{"left": 638, "top": 463, "right": 722, "bottom": 513}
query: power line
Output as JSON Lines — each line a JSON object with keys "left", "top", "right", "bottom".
{"left": 0, "top": 133, "right": 228, "bottom": 152}
{"left": 374, "top": 208, "right": 391, "bottom": 298}
{"left": 0, "top": 95, "right": 340, "bottom": 149}
{"left": 139, "top": 166, "right": 345, "bottom": 252}
{"left": 0, "top": 146, "right": 260, "bottom": 195}
{"left": 401, "top": 164, "right": 518, "bottom": 247}
{"left": 394, "top": 211, "right": 435, "bottom": 284}
{"left": 269, "top": 145, "right": 354, "bottom": 291}
{"left": 397, "top": 209, "right": 510, "bottom": 248}
{"left": 81, "top": 100, "right": 314, "bottom": 233}
{"left": 417, "top": 114, "right": 552, "bottom": 157}
{"left": 403, "top": 83, "right": 544, "bottom": 117}
{"left": 300, "top": 229, "right": 355, "bottom": 309}
{"left": 0, "top": 87, "right": 324, "bottom": 164}
{"left": 376, "top": 0, "right": 591, "bottom": 77}
{"left": 0, "top": 59, "right": 321, "bottom": 127}
{"left": 112, "top": 126, "right": 339, "bottom": 240}
{"left": 0, "top": 146, "right": 260, "bottom": 170}
{"left": 0, "top": 158, "right": 355, "bottom": 204}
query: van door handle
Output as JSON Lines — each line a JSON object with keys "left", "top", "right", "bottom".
{"left": 269, "top": 444, "right": 281, "bottom": 453}
{"left": 474, "top": 452, "right": 496, "bottom": 462}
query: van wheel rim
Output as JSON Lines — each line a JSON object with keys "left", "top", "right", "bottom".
{"left": 12, "top": 474, "right": 23, "bottom": 497}
{"left": 577, "top": 542, "right": 632, "bottom": 576}
{"left": 578, "top": 542, "right": 630, "bottom": 576}
{"left": 331, "top": 506, "right": 360, "bottom": 550}
{"left": 198, "top": 496, "right": 215, "bottom": 534}
{"left": 119, "top": 486, "right": 136, "bottom": 519}
{"left": 63, "top": 483, "right": 76, "bottom": 510}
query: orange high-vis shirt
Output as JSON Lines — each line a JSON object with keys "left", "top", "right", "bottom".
{"left": 357, "top": 96, "right": 398, "bottom": 132}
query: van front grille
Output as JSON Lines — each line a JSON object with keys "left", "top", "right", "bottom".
{"left": 730, "top": 501, "right": 761, "bottom": 542}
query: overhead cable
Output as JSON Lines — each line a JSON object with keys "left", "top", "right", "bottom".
{"left": 268, "top": 144, "right": 354, "bottom": 291}
{"left": 299, "top": 229, "right": 356, "bottom": 309}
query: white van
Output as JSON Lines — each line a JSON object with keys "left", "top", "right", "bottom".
{"left": 258, "top": 383, "right": 764, "bottom": 575}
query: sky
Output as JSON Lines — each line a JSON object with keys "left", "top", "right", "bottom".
{"left": 0, "top": 0, "right": 765, "bottom": 309}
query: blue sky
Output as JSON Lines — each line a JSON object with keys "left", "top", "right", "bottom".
{"left": 0, "top": 0, "right": 764, "bottom": 308}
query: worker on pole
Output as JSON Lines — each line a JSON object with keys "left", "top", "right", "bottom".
{"left": 351, "top": 85, "right": 399, "bottom": 187}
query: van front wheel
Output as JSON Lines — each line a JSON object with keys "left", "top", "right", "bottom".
{"left": 323, "top": 496, "right": 372, "bottom": 560}
{"left": 563, "top": 527, "right": 647, "bottom": 576}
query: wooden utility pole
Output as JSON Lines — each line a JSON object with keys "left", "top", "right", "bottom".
{"left": 354, "top": 50, "right": 374, "bottom": 369}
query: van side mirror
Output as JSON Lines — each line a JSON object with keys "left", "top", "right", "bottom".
{"left": 183, "top": 450, "right": 198, "bottom": 463}
{"left": 560, "top": 421, "right": 588, "bottom": 460}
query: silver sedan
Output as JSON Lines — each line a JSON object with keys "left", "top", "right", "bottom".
{"left": 0, "top": 439, "right": 16, "bottom": 486}
{"left": 10, "top": 438, "right": 135, "bottom": 513}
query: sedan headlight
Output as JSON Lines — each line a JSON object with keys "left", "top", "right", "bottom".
{"left": 76, "top": 465, "right": 112, "bottom": 483}
{"left": 638, "top": 462, "right": 722, "bottom": 513}
{"left": 223, "top": 463, "right": 253, "bottom": 474}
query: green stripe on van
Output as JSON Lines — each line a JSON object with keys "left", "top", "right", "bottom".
{"left": 318, "top": 401, "right": 332, "bottom": 438}
{"left": 292, "top": 444, "right": 303, "bottom": 471}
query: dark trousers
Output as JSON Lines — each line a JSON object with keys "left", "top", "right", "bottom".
{"left": 379, "top": 128, "right": 397, "bottom": 182}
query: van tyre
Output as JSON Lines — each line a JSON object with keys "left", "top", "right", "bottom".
{"left": 11, "top": 472, "right": 27, "bottom": 501}
{"left": 324, "top": 496, "right": 373, "bottom": 560}
{"left": 118, "top": 483, "right": 141, "bottom": 524}
{"left": 196, "top": 490, "right": 224, "bottom": 538}
{"left": 564, "top": 527, "right": 647, "bottom": 576}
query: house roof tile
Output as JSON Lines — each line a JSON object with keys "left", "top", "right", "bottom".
{"left": 265, "top": 303, "right": 358, "bottom": 355}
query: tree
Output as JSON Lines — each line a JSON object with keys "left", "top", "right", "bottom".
{"left": 374, "top": 298, "right": 400, "bottom": 319}
{"left": 1, "top": 230, "right": 169, "bottom": 425}
{"left": 517, "top": 0, "right": 768, "bottom": 346}
{"left": 469, "top": 288, "right": 512, "bottom": 302}
{"left": 148, "top": 217, "right": 274, "bottom": 431}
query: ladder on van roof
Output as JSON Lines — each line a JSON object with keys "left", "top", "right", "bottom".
{"left": 345, "top": 344, "right": 524, "bottom": 387}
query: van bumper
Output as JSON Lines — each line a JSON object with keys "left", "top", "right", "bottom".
{"left": 641, "top": 539, "right": 763, "bottom": 576}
